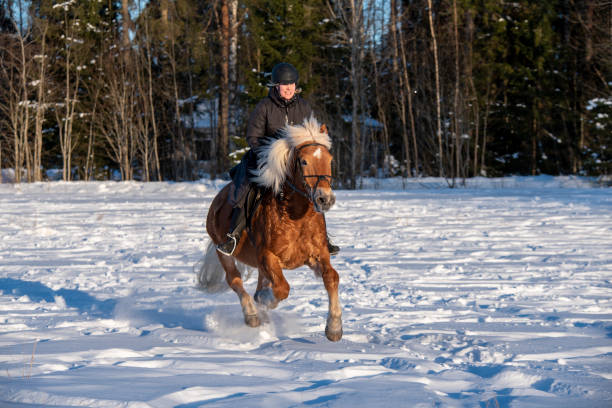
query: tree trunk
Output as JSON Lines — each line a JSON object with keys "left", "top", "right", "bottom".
{"left": 58, "top": 8, "right": 81, "bottom": 182}
{"left": 481, "top": 82, "right": 491, "bottom": 176}
{"left": 348, "top": 0, "right": 363, "bottom": 189}
{"left": 452, "top": 0, "right": 461, "bottom": 182}
{"left": 368, "top": 1, "right": 390, "bottom": 177}
{"left": 161, "top": 0, "right": 169, "bottom": 27}
{"left": 18, "top": 27, "right": 31, "bottom": 183}
{"left": 218, "top": 0, "right": 230, "bottom": 175}
{"left": 168, "top": 29, "right": 186, "bottom": 179}
{"left": 426, "top": 0, "right": 444, "bottom": 177}
{"left": 531, "top": 111, "right": 537, "bottom": 176}
{"left": 228, "top": 0, "right": 238, "bottom": 151}
{"left": 146, "top": 22, "right": 161, "bottom": 181}
{"left": 390, "top": 0, "right": 411, "bottom": 177}
{"left": 33, "top": 23, "right": 48, "bottom": 182}
{"left": 397, "top": 9, "right": 419, "bottom": 176}
{"left": 465, "top": 9, "right": 479, "bottom": 177}
{"left": 85, "top": 89, "right": 99, "bottom": 181}
{"left": 121, "top": 0, "right": 132, "bottom": 52}
{"left": 61, "top": 37, "right": 70, "bottom": 181}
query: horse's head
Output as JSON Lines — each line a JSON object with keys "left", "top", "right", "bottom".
{"left": 251, "top": 116, "right": 335, "bottom": 213}
{"left": 295, "top": 134, "right": 335, "bottom": 212}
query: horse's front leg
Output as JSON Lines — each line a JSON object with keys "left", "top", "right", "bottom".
{"left": 319, "top": 259, "right": 343, "bottom": 342}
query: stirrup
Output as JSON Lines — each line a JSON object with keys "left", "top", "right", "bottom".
{"left": 216, "top": 234, "right": 238, "bottom": 256}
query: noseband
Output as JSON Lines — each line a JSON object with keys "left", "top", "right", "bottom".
{"left": 285, "top": 143, "right": 333, "bottom": 203}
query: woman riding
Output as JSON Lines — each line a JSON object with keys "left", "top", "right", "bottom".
{"left": 217, "top": 62, "right": 340, "bottom": 256}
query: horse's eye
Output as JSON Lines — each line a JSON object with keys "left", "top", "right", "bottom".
{"left": 301, "top": 159, "right": 308, "bottom": 166}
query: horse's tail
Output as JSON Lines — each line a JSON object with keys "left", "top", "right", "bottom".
{"left": 195, "top": 241, "right": 229, "bottom": 293}
{"left": 194, "top": 241, "right": 253, "bottom": 293}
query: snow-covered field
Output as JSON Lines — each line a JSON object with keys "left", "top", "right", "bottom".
{"left": 1, "top": 176, "right": 610, "bottom": 407}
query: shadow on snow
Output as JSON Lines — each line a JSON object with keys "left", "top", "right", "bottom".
{"left": 0, "top": 277, "right": 117, "bottom": 318}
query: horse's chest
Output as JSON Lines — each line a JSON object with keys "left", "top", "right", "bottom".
{"left": 273, "top": 215, "right": 325, "bottom": 268}
{"left": 279, "top": 239, "right": 320, "bottom": 268}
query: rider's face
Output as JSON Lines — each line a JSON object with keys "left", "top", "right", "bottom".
{"left": 277, "top": 83, "right": 296, "bottom": 101}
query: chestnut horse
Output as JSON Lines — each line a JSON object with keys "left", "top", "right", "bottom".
{"left": 201, "top": 117, "right": 342, "bottom": 341}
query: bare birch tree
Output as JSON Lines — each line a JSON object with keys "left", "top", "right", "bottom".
{"left": 84, "top": 86, "right": 100, "bottom": 181}
{"left": 99, "top": 55, "right": 137, "bottom": 181}
{"left": 32, "top": 21, "right": 48, "bottom": 182}
{"left": 139, "top": 0, "right": 161, "bottom": 181}
{"left": 426, "top": 0, "right": 443, "bottom": 177}
{"left": 0, "top": 22, "right": 34, "bottom": 183}
{"left": 54, "top": 3, "right": 83, "bottom": 181}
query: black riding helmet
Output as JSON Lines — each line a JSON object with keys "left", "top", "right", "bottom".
{"left": 270, "top": 62, "right": 299, "bottom": 85}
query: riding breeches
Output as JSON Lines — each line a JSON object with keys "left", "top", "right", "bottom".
{"left": 229, "top": 149, "right": 256, "bottom": 208}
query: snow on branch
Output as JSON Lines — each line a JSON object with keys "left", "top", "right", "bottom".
{"left": 52, "top": 0, "right": 76, "bottom": 11}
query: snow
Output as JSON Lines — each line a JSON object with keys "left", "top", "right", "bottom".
{"left": 52, "top": 0, "right": 76, "bottom": 11}
{"left": 0, "top": 176, "right": 611, "bottom": 407}
{"left": 586, "top": 97, "right": 612, "bottom": 111}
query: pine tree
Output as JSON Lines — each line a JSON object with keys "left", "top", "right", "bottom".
{"left": 242, "top": 0, "right": 332, "bottom": 104}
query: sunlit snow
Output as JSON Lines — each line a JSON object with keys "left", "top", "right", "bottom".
{"left": 0, "top": 176, "right": 610, "bottom": 407}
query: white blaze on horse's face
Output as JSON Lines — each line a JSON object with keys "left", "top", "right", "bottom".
{"left": 299, "top": 144, "right": 335, "bottom": 213}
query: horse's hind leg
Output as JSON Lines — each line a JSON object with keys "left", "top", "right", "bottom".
{"left": 257, "top": 250, "right": 290, "bottom": 307}
{"left": 217, "top": 252, "right": 260, "bottom": 327}
{"left": 254, "top": 274, "right": 278, "bottom": 310}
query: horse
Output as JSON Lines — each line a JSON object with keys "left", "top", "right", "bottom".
{"left": 200, "top": 116, "right": 342, "bottom": 342}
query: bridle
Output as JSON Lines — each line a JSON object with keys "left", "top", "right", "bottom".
{"left": 284, "top": 142, "right": 333, "bottom": 203}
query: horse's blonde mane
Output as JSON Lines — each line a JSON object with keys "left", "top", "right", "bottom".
{"left": 251, "top": 116, "right": 331, "bottom": 194}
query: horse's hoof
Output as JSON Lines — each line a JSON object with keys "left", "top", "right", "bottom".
{"left": 254, "top": 288, "right": 278, "bottom": 310}
{"left": 325, "top": 326, "right": 343, "bottom": 342}
{"left": 245, "top": 314, "right": 260, "bottom": 327}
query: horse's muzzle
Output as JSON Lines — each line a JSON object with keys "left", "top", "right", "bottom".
{"left": 314, "top": 190, "right": 336, "bottom": 213}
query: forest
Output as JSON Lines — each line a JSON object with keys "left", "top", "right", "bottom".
{"left": 0, "top": 0, "right": 610, "bottom": 186}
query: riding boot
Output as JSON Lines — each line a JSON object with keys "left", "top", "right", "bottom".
{"left": 217, "top": 206, "right": 246, "bottom": 256}
{"left": 327, "top": 236, "right": 340, "bottom": 256}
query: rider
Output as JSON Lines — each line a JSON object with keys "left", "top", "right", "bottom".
{"left": 216, "top": 62, "right": 340, "bottom": 256}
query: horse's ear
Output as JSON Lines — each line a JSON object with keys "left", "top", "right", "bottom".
{"left": 320, "top": 124, "right": 328, "bottom": 134}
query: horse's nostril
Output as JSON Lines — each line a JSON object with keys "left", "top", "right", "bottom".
{"left": 317, "top": 196, "right": 326, "bottom": 205}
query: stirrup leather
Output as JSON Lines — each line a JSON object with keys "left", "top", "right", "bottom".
{"left": 216, "top": 234, "right": 238, "bottom": 256}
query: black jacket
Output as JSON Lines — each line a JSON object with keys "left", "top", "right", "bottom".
{"left": 246, "top": 86, "right": 313, "bottom": 149}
